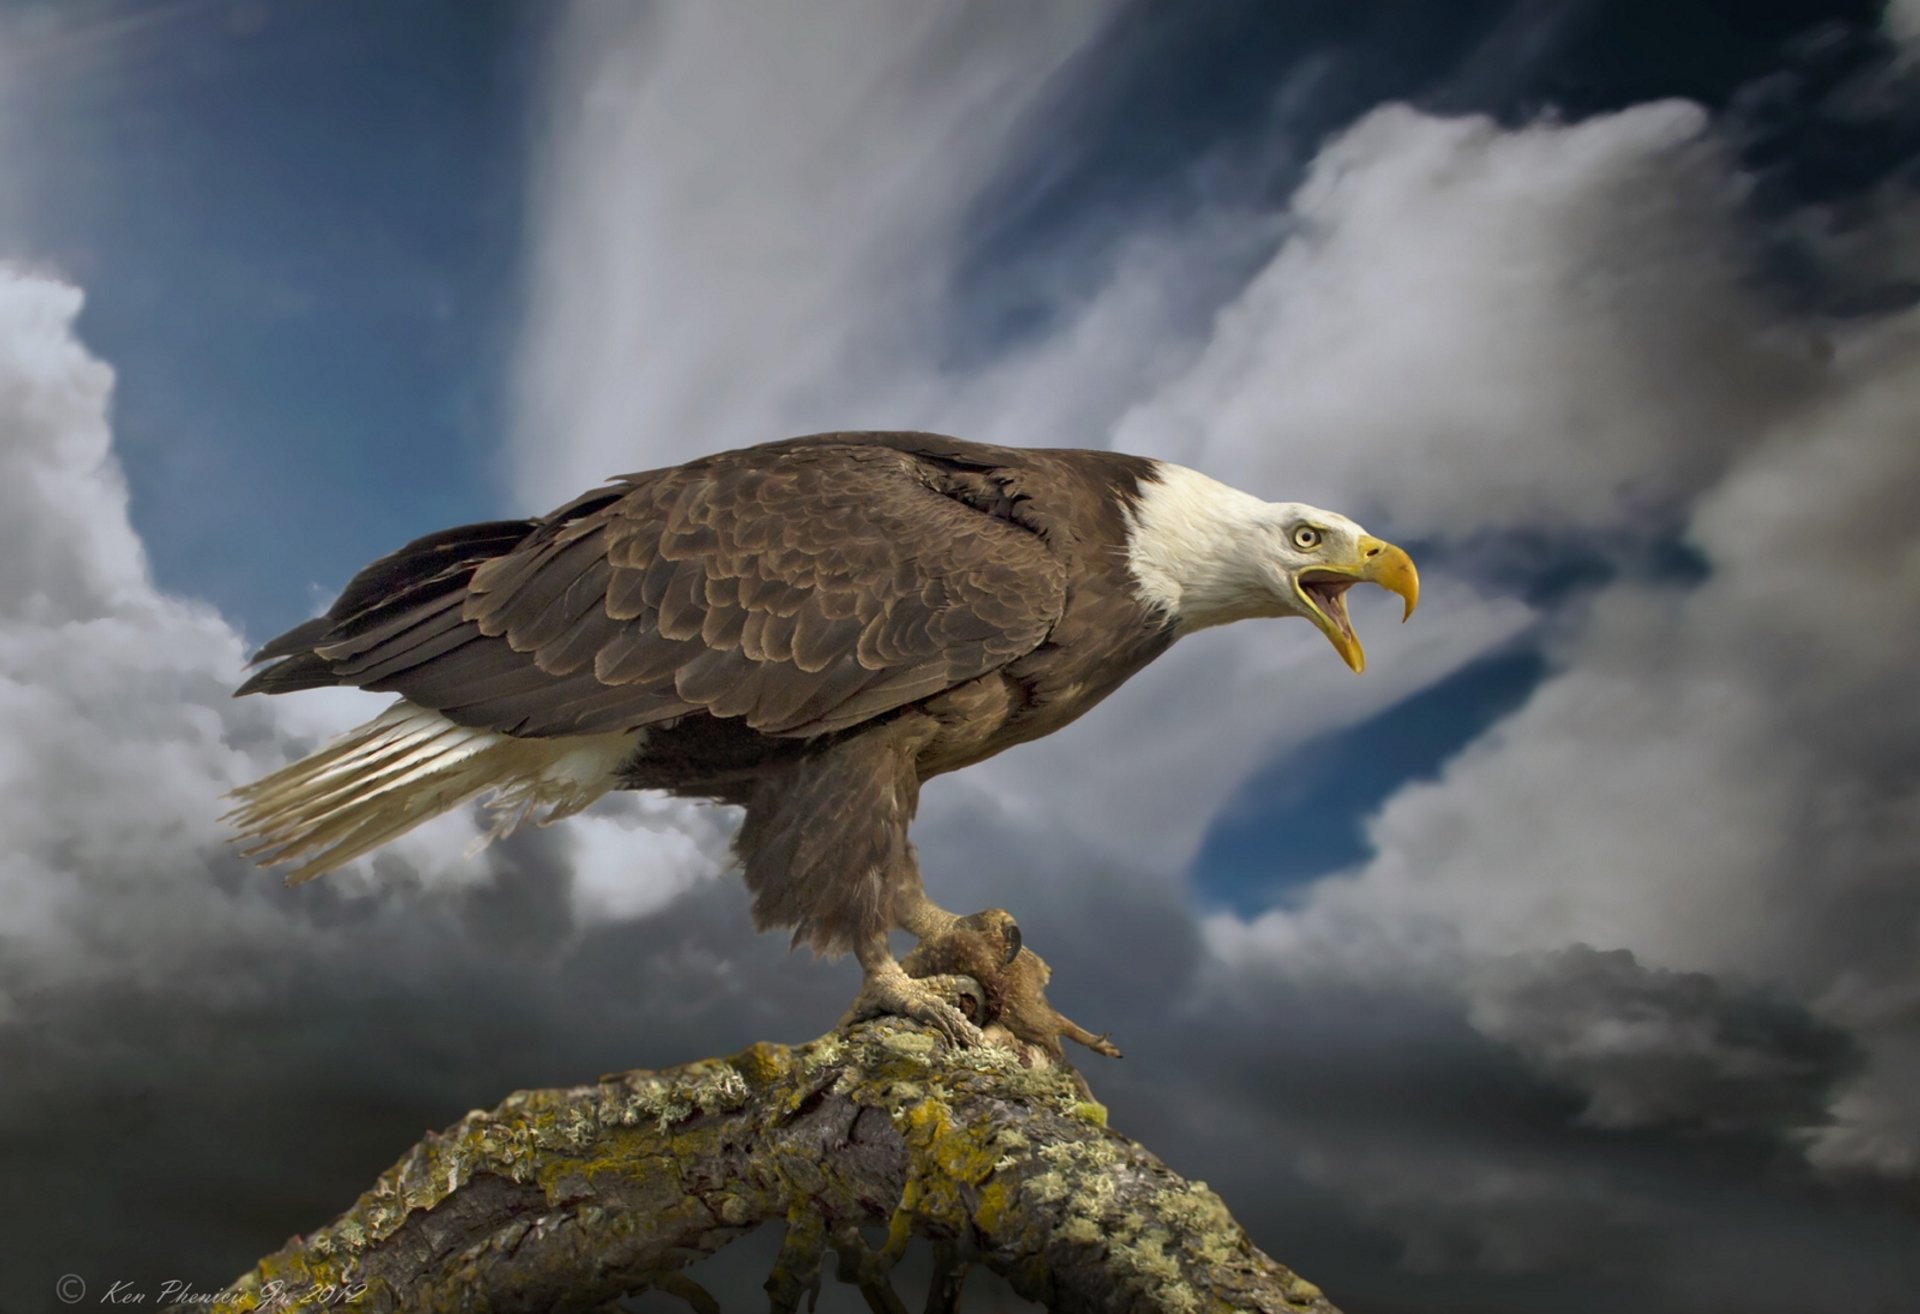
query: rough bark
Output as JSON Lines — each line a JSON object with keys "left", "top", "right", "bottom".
{"left": 204, "top": 1019, "right": 1340, "bottom": 1314}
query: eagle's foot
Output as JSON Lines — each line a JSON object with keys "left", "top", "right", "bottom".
{"left": 840, "top": 959, "right": 988, "bottom": 1049}
{"left": 902, "top": 910, "right": 1122, "bottom": 1063}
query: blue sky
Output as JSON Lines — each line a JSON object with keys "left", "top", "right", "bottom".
{"left": 5, "top": 0, "right": 536, "bottom": 633}
{"left": 12, "top": 0, "right": 1894, "bottom": 634}
{"left": 11, "top": 0, "right": 1895, "bottom": 914}
{"left": 2, "top": 3, "right": 1918, "bottom": 1312}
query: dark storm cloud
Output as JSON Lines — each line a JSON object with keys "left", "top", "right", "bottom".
{"left": 0, "top": 834, "right": 857, "bottom": 1308}
{"left": 1467, "top": 945, "right": 1864, "bottom": 1134}
{"left": 1093, "top": 966, "right": 1920, "bottom": 1314}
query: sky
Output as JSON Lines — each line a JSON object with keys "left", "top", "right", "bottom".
{"left": 0, "top": 2, "right": 1917, "bottom": 1312}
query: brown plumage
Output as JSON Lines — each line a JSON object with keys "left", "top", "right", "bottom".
{"left": 229, "top": 430, "right": 1419, "bottom": 1049}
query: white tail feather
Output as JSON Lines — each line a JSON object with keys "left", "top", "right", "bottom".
{"left": 225, "top": 700, "right": 640, "bottom": 883}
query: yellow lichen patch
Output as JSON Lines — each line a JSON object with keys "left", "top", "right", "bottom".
{"left": 891, "top": 1103, "right": 973, "bottom": 1232}
{"left": 1069, "top": 1099, "right": 1108, "bottom": 1126}
{"left": 880, "top": 1078, "right": 1053, "bottom": 1257}
{"left": 974, "top": 1175, "right": 1016, "bottom": 1234}
{"left": 907, "top": 1100, "right": 1002, "bottom": 1186}
{"left": 728, "top": 1040, "right": 791, "bottom": 1089}
{"left": 882, "top": 1184, "right": 918, "bottom": 1265}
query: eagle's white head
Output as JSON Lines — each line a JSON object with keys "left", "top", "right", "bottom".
{"left": 1123, "top": 462, "right": 1419, "bottom": 671}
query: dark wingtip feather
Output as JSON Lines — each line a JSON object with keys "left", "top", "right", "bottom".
{"left": 239, "top": 519, "right": 546, "bottom": 696}
{"left": 246, "top": 615, "right": 333, "bottom": 666}
{"left": 234, "top": 652, "right": 338, "bottom": 698}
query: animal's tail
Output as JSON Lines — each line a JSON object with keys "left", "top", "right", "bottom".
{"left": 224, "top": 699, "right": 637, "bottom": 883}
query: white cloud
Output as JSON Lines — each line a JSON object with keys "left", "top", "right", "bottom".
{"left": 0, "top": 269, "right": 547, "bottom": 1006}
{"left": 564, "top": 793, "right": 738, "bottom": 923}
{"left": 513, "top": 8, "right": 1537, "bottom": 882}
{"left": 0, "top": 272, "right": 252, "bottom": 959}
{"left": 1209, "top": 279, "right": 1920, "bottom": 1175}
{"left": 1114, "top": 102, "right": 1823, "bottom": 540}
{"left": 512, "top": 0, "right": 1114, "bottom": 505}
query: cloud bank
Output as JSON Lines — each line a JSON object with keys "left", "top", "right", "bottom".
{"left": 491, "top": 7, "right": 1920, "bottom": 1306}
{"left": 499, "top": 3, "right": 1920, "bottom": 1305}
{"left": 2, "top": 4, "right": 1917, "bottom": 1312}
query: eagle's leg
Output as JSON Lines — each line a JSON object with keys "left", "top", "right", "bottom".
{"left": 894, "top": 883, "right": 1022, "bottom": 964}
{"left": 893, "top": 879, "right": 964, "bottom": 941}
{"left": 735, "top": 715, "right": 988, "bottom": 1046}
{"left": 836, "top": 848, "right": 1018, "bottom": 1048}
{"left": 891, "top": 843, "right": 1020, "bottom": 961}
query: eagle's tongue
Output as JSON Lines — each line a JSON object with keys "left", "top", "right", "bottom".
{"left": 1307, "top": 578, "right": 1355, "bottom": 639}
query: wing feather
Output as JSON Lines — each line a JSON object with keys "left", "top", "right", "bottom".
{"left": 255, "top": 437, "right": 1067, "bottom": 739}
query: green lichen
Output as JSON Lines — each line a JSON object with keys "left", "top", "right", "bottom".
{"left": 1069, "top": 1099, "right": 1108, "bottom": 1126}
{"left": 879, "top": 1029, "right": 940, "bottom": 1059}
{"left": 206, "top": 1019, "right": 1336, "bottom": 1314}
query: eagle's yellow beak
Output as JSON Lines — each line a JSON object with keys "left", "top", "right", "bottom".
{"left": 1294, "top": 536, "right": 1419, "bottom": 673}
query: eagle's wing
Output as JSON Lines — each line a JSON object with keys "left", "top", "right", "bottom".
{"left": 246, "top": 439, "right": 1067, "bottom": 739}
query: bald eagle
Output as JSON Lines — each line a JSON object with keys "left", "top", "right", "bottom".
{"left": 228, "top": 432, "right": 1416, "bottom": 1045}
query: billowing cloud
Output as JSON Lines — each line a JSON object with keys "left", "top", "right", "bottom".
{"left": 1467, "top": 946, "right": 1861, "bottom": 1133}
{"left": 1112, "top": 101, "right": 1823, "bottom": 540}
{"left": 0, "top": 267, "right": 591, "bottom": 1000}
{"left": 512, "top": 5, "right": 1537, "bottom": 877}
{"left": 1199, "top": 115, "right": 1920, "bottom": 1182}
{"left": 0, "top": 269, "right": 846, "bottom": 1305}
{"left": 6, "top": 5, "right": 1919, "bottom": 1312}
{"left": 506, "top": 7, "right": 1920, "bottom": 1293}
{"left": 0, "top": 269, "right": 332, "bottom": 983}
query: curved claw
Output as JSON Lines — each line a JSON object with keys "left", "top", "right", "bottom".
{"left": 945, "top": 907, "right": 1021, "bottom": 967}
{"left": 841, "top": 965, "right": 987, "bottom": 1049}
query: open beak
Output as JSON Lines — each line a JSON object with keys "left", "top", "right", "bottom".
{"left": 1294, "top": 536, "right": 1419, "bottom": 673}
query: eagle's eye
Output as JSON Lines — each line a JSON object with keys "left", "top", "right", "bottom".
{"left": 1291, "top": 526, "right": 1322, "bottom": 550}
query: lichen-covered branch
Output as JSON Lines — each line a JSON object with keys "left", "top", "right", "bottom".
{"left": 206, "top": 1019, "right": 1339, "bottom": 1313}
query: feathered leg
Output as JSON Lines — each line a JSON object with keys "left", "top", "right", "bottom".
{"left": 734, "top": 716, "right": 986, "bottom": 1045}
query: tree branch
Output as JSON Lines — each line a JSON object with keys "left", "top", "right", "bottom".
{"left": 207, "top": 1019, "right": 1340, "bottom": 1313}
